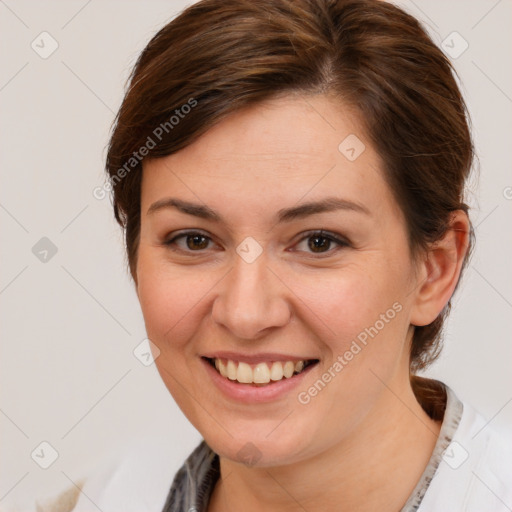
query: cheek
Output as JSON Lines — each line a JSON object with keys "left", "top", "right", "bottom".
{"left": 135, "top": 251, "right": 216, "bottom": 420}
{"left": 291, "top": 265, "right": 411, "bottom": 429}
{"left": 296, "top": 259, "right": 409, "bottom": 348}
{"left": 136, "top": 250, "right": 208, "bottom": 352}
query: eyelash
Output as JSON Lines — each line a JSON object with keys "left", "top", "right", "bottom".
{"left": 163, "top": 229, "right": 349, "bottom": 257}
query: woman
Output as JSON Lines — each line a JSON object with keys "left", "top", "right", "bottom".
{"left": 39, "top": 0, "right": 511, "bottom": 510}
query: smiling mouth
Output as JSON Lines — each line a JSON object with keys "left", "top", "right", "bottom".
{"left": 203, "top": 357, "right": 319, "bottom": 386}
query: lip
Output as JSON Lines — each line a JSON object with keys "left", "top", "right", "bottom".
{"left": 201, "top": 356, "right": 319, "bottom": 404}
{"left": 201, "top": 351, "right": 317, "bottom": 364}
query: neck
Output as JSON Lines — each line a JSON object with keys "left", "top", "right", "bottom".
{"left": 208, "top": 377, "right": 443, "bottom": 512}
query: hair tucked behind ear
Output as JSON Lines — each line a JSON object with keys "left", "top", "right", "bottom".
{"left": 106, "top": 0, "right": 475, "bottom": 412}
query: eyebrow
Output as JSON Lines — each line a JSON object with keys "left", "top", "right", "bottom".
{"left": 146, "top": 196, "right": 371, "bottom": 223}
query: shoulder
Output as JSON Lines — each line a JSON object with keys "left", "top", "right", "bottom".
{"left": 34, "top": 435, "right": 200, "bottom": 512}
{"left": 419, "top": 388, "right": 512, "bottom": 511}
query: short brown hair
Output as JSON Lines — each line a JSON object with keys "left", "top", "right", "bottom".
{"left": 106, "top": 0, "right": 475, "bottom": 404}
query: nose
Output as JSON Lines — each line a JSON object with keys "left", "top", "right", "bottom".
{"left": 211, "top": 250, "right": 291, "bottom": 340}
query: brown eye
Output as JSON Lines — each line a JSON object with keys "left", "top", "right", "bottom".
{"left": 294, "top": 230, "right": 349, "bottom": 256}
{"left": 185, "top": 233, "right": 210, "bottom": 250}
{"left": 308, "top": 234, "right": 331, "bottom": 253}
{"left": 164, "top": 231, "right": 213, "bottom": 252}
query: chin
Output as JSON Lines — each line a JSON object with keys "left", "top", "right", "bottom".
{"left": 202, "top": 424, "right": 315, "bottom": 468}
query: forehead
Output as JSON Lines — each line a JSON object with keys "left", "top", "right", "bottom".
{"left": 140, "top": 94, "right": 400, "bottom": 223}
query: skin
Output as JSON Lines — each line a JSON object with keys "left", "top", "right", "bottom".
{"left": 135, "top": 93, "right": 470, "bottom": 511}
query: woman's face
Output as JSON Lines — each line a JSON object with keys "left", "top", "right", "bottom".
{"left": 137, "top": 94, "right": 423, "bottom": 466}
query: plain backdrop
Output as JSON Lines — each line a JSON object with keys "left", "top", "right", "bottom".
{"left": 1, "top": 0, "right": 511, "bottom": 509}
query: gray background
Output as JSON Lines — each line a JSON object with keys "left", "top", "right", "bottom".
{"left": 1, "top": 0, "right": 511, "bottom": 509}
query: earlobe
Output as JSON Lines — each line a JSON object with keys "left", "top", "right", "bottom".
{"left": 410, "top": 211, "right": 470, "bottom": 327}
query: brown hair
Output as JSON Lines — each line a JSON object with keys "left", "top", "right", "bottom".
{"left": 106, "top": 0, "right": 475, "bottom": 411}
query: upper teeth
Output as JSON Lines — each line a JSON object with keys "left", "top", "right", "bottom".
{"left": 214, "top": 358, "right": 306, "bottom": 385}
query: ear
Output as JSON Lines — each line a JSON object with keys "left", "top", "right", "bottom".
{"left": 410, "top": 210, "right": 470, "bottom": 327}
